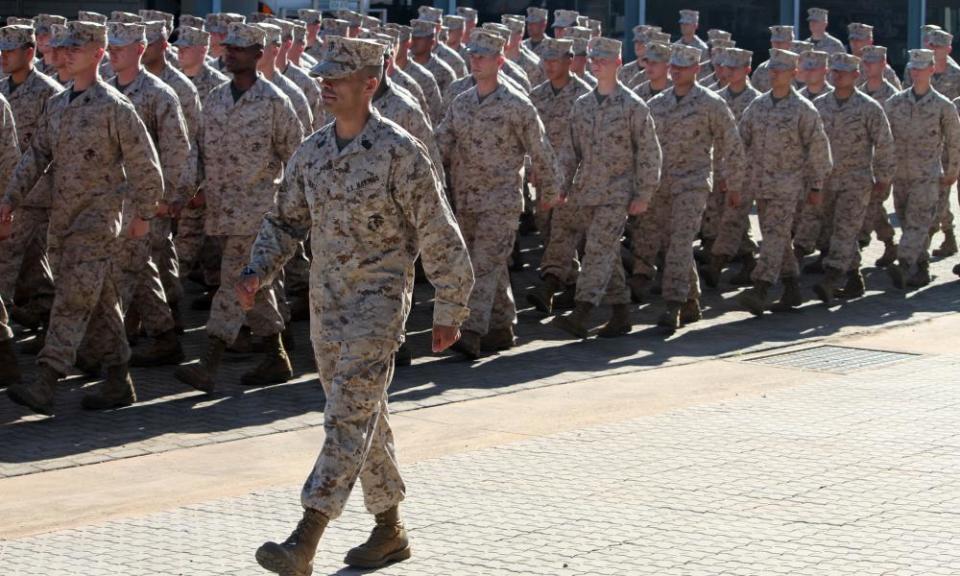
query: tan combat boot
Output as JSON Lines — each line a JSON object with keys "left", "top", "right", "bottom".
{"left": 451, "top": 330, "right": 482, "bottom": 359}
{"left": 771, "top": 277, "right": 803, "bottom": 311}
{"left": 932, "top": 228, "right": 957, "bottom": 257}
{"left": 550, "top": 301, "right": 594, "bottom": 339}
{"left": 597, "top": 304, "right": 632, "bottom": 338}
{"left": 256, "top": 507, "right": 329, "bottom": 576}
{"left": 130, "top": 329, "right": 184, "bottom": 367}
{"left": 7, "top": 364, "right": 60, "bottom": 415}
{"left": 241, "top": 332, "right": 293, "bottom": 387}
{"left": 907, "top": 260, "right": 931, "bottom": 287}
{"left": 874, "top": 240, "right": 897, "bottom": 267}
{"left": 737, "top": 281, "right": 770, "bottom": 317}
{"left": 480, "top": 325, "right": 517, "bottom": 351}
{"left": 813, "top": 267, "right": 845, "bottom": 304}
{"left": 838, "top": 268, "right": 866, "bottom": 299}
{"left": 526, "top": 274, "right": 564, "bottom": 314}
{"left": 680, "top": 298, "right": 702, "bottom": 324}
{"left": 344, "top": 505, "right": 412, "bottom": 569}
{"left": 887, "top": 259, "right": 909, "bottom": 289}
{"left": 0, "top": 337, "right": 22, "bottom": 387}
{"left": 729, "top": 253, "right": 756, "bottom": 286}
{"left": 656, "top": 301, "right": 682, "bottom": 330}
{"left": 174, "top": 336, "right": 226, "bottom": 393}
{"left": 703, "top": 254, "right": 729, "bottom": 288}
{"left": 82, "top": 364, "right": 137, "bottom": 410}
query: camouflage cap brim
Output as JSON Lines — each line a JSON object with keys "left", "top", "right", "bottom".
{"left": 311, "top": 59, "right": 355, "bottom": 79}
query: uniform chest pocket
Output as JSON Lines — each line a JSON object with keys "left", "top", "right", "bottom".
{"left": 345, "top": 184, "right": 401, "bottom": 246}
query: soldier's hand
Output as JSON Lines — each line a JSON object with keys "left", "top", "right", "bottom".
{"left": 187, "top": 190, "right": 205, "bottom": 209}
{"left": 0, "top": 202, "right": 12, "bottom": 224}
{"left": 156, "top": 202, "right": 170, "bottom": 218}
{"left": 941, "top": 176, "right": 958, "bottom": 188}
{"left": 539, "top": 195, "right": 564, "bottom": 212}
{"left": 236, "top": 272, "right": 260, "bottom": 312}
{"left": 167, "top": 199, "right": 185, "bottom": 219}
{"left": 628, "top": 199, "right": 649, "bottom": 216}
{"left": 127, "top": 216, "right": 151, "bottom": 239}
{"left": 432, "top": 324, "right": 460, "bottom": 353}
{"left": 726, "top": 190, "right": 741, "bottom": 208}
{"left": 872, "top": 181, "right": 891, "bottom": 198}
{"left": 806, "top": 190, "right": 823, "bottom": 206}
{"left": 716, "top": 179, "right": 728, "bottom": 194}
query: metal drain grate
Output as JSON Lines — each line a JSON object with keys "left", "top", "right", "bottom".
{"left": 744, "top": 345, "right": 919, "bottom": 373}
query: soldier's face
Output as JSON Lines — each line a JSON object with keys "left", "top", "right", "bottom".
{"left": 107, "top": 42, "right": 144, "bottom": 74}
{"left": 224, "top": 45, "right": 262, "bottom": 73}
{"left": 770, "top": 66, "right": 797, "bottom": 88}
{"left": 809, "top": 21, "right": 827, "bottom": 36}
{"left": 64, "top": 43, "right": 104, "bottom": 75}
{"left": 645, "top": 60, "right": 668, "bottom": 81}
{"left": 554, "top": 27, "right": 566, "bottom": 39}
{"left": 290, "top": 41, "right": 304, "bottom": 60}
{"left": 469, "top": 52, "right": 502, "bottom": 80}
{"left": 260, "top": 42, "right": 280, "bottom": 66}
{"left": 680, "top": 23, "right": 697, "bottom": 37}
{"left": 447, "top": 28, "right": 463, "bottom": 46}
{"left": 863, "top": 59, "right": 884, "bottom": 79}
{"left": 36, "top": 33, "right": 51, "bottom": 55}
{"left": 727, "top": 66, "right": 750, "bottom": 85}
{"left": 177, "top": 45, "right": 207, "bottom": 69}
{"left": 307, "top": 22, "right": 320, "bottom": 39}
{"left": 831, "top": 69, "right": 858, "bottom": 89}
{"left": 0, "top": 46, "right": 33, "bottom": 75}
{"left": 210, "top": 32, "right": 226, "bottom": 54}
{"left": 321, "top": 71, "right": 377, "bottom": 114}
{"left": 849, "top": 39, "right": 869, "bottom": 55}
{"left": 669, "top": 63, "right": 698, "bottom": 86}
{"left": 543, "top": 55, "right": 571, "bottom": 82}
{"left": 410, "top": 36, "right": 434, "bottom": 57}
{"left": 571, "top": 54, "right": 587, "bottom": 72}
{"left": 634, "top": 42, "right": 646, "bottom": 60}
{"left": 909, "top": 65, "right": 934, "bottom": 85}
{"left": 714, "top": 64, "right": 730, "bottom": 83}
{"left": 589, "top": 56, "right": 619, "bottom": 80}
{"left": 771, "top": 41, "right": 792, "bottom": 50}
{"left": 528, "top": 21, "right": 546, "bottom": 38}
{"left": 142, "top": 40, "right": 165, "bottom": 67}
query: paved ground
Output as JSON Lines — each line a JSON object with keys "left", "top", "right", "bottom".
{"left": 2, "top": 334, "right": 957, "bottom": 575}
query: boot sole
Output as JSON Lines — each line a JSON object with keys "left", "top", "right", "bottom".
{"left": 7, "top": 387, "right": 54, "bottom": 416}
{"left": 173, "top": 366, "right": 216, "bottom": 394}
{"left": 525, "top": 293, "right": 553, "bottom": 314}
{"left": 255, "top": 545, "right": 312, "bottom": 576}
{"left": 736, "top": 295, "right": 765, "bottom": 317}
{"left": 549, "top": 317, "right": 589, "bottom": 339}
{"left": 813, "top": 285, "right": 833, "bottom": 304}
{"left": 344, "top": 545, "right": 412, "bottom": 569}
{"left": 887, "top": 268, "right": 906, "bottom": 289}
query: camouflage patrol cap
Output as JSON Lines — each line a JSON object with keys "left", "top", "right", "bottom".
{"left": 792, "top": 40, "right": 814, "bottom": 53}
{"left": 34, "top": 14, "right": 67, "bottom": 35}
{"left": 361, "top": 15, "right": 381, "bottom": 31}
{"left": 565, "top": 26, "right": 592, "bottom": 40}
{"left": 678, "top": 10, "right": 699, "bottom": 24}
{"left": 632, "top": 24, "right": 661, "bottom": 42}
{"left": 0, "top": 25, "right": 36, "bottom": 50}
{"left": 443, "top": 15, "right": 465, "bottom": 31}
{"left": 576, "top": 16, "right": 589, "bottom": 27}
{"left": 312, "top": 36, "right": 385, "bottom": 78}
{"left": 645, "top": 43, "right": 672, "bottom": 64}
{"left": 144, "top": 21, "right": 168, "bottom": 43}
{"left": 710, "top": 47, "right": 731, "bottom": 63}
{"left": 807, "top": 8, "right": 829, "bottom": 22}
{"left": 466, "top": 29, "right": 505, "bottom": 56}
{"left": 527, "top": 7, "right": 548, "bottom": 24}
{"left": 540, "top": 38, "right": 573, "bottom": 60}
{"left": 265, "top": 18, "right": 294, "bottom": 41}
{"left": 828, "top": 52, "right": 861, "bottom": 72}
{"left": 298, "top": 9, "right": 323, "bottom": 25}
{"left": 907, "top": 48, "right": 935, "bottom": 69}
{"left": 799, "top": 50, "right": 829, "bottom": 70}
{"left": 290, "top": 22, "right": 306, "bottom": 44}
{"left": 320, "top": 18, "right": 351, "bottom": 38}
{"left": 571, "top": 37, "right": 588, "bottom": 57}
{"left": 6, "top": 17, "right": 33, "bottom": 27}
{"left": 205, "top": 13, "right": 245, "bottom": 35}
{"left": 720, "top": 48, "right": 753, "bottom": 68}
{"left": 220, "top": 22, "right": 266, "bottom": 48}
{"left": 847, "top": 23, "right": 873, "bottom": 41}
{"left": 926, "top": 29, "right": 954, "bottom": 48}
{"left": 588, "top": 19, "right": 602, "bottom": 35}
{"left": 173, "top": 26, "right": 210, "bottom": 48}
{"left": 769, "top": 25, "right": 795, "bottom": 43}
{"left": 860, "top": 45, "right": 887, "bottom": 63}
{"left": 710, "top": 38, "right": 736, "bottom": 50}
{"left": 383, "top": 23, "right": 411, "bottom": 43}
{"left": 110, "top": 11, "right": 143, "bottom": 24}
{"left": 255, "top": 23, "right": 282, "bottom": 45}
{"left": 78, "top": 11, "right": 108, "bottom": 25}
{"left": 648, "top": 31, "right": 671, "bottom": 45}
{"left": 707, "top": 29, "right": 732, "bottom": 42}
{"left": 481, "top": 23, "right": 511, "bottom": 41}
{"left": 411, "top": 19, "right": 436, "bottom": 38}
{"left": 767, "top": 48, "right": 799, "bottom": 70}
{"left": 247, "top": 12, "right": 273, "bottom": 24}
{"left": 418, "top": 5, "right": 444, "bottom": 24}
{"left": 552, "top": 10, "right": 579, "bottom": 29}
{"left": 456, "top": 7, "right": 478, "bottom": 23}
{"left": 587, "top": 37, "right": 620, "bottom": 60}
{"left": 501, "top": 16, "right": 525, "bottom": 36}
{"left": 62, "top": 21, "right": 107, "bottom": 47}
{"left": 670, "top": 44, "right": 702, "bottom": 67}
{"left": 335, "top": 11, "right": 362, "bottom": 27}
{"left": 107, "top": 22, "right": 146, "bottom": 46}
{"left": 140, "top": 10, "right": 174, "bottom": 29}
{"left": 49, "top": 23, "right": 68, "bottom": 47}
{"left": 179, "top": 15, "right": 206, "bottom": 30}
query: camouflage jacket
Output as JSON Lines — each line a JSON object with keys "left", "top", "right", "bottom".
{"left": 248, "top": 109, "right": 474, "bottom": 342}
{"left": 200, "top": 75, "right": 304, "bottom": 236}
{"left": 390, "top": 67, "right": 431, "bottom": 126}
{"left": 269, "top": 70, "right": 312, "bottom": 135}
{"left": 0, "top": 95, "right": 20, "bottom": 195}
{"left": 187, "top": 63, "right": 229, "bottom": 104}
{"left": 419, "top": 52, "right": 456, "bottom": 96}
{"left": 718, "top": 83, "right": 762, "bottom": 122}
{"left": 435, "top": 41, "right": 468, "bottom": 78}
{"left": 374, "top": 77, "right": 445, "bottom": 181}
{"left": 284, "top": 63, "right": 326, "bottom": 130}
{"left": 436, "top": 81, "right": 560, "bottom": 213}
{"left": 812, "top": 89, "right": 896, "bottom": 183}
{"left": 569, "top": 83, "right": 663, "bottom": 206}
{"left": 884, "top": 87, "right": 960, "bottom": 181}
{"left": 805, "top": 33, "right": 845, "bottom": 55}
{"left": 859, "top": 78, "right": 898, "bottom": 103}
{"left": 529, "top": 75, "right": 592, "bottom": 186}
{"left": 2, "top": 79, "right": 162, "bottom": 243}
{"left": 739, "top": 87, "right": 833, "bottom": 198}
{"left": 399, "top": 58, "right": 444, "bottom": 125}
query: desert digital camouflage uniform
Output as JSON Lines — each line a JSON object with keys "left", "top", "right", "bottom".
{"left": 200, "top": 74, "right": 303, "bottom": 345}
{"left": 739, "top": 86, "right": 832, "bottom": 286}
{"left": 389, "top": 66, "right": 430, "bottom": 122}
{"left": 860, "top": 77, "right": 898, "bottom": 102}
{"left": 798, "top": 83, "right": 896, "bottom": 277}
{"left": 284, "top": 62, "right": 325, "bottom": 129}
{"left": 544, "top": 72, "right": 662, "bottom": 308}
{"left": 926, "top": 50, "right": 960, "bottom": 242}
{"left": 804, "top": 8, "right": 845, "bottom": 55}
{"left": 104, "top": 66, "right": 189, "bottom": 344}
{"left": 799, "top": 82, "right": 833, "bottom": 101}
{"left": 436, "top": 79, "right": 561, "bottom": 338}
{"left": 410, "top": 19, "right": 457, "bottom": 96}
{"left": 0, "top": 298, "right": 11, "bottom": 343}
{"left": 710, "top": 72, "right": 763, "bottom": 262}
{"left": 246, "top": 107, "right": 473, "bottom": 519}
{"left": 2, "top": 78, "right": 163, "bottom": 376}
{"left": 632, "top": 78, "right": 673, "bottom": 101}
{"left": 642, "top": 69, "right": 744, "bottom": 306}
{"left": 398, "top": 57, "right": 443, "bottom": 125}
{"left": 883, "top": 75, "right": 960, "bottom": 270}
{"left": 673, "top": 10, "right": 709, "bottom": 56}
{"left": 268, "top": 69, "right": 314, "bottom": 132}
{"left": 0, "top": 61, "right": 62, "bottom": 315}
{"left": 185, "top": 60, "right": 230, "bottom": 102}
{"left": 620, "top": 25, "right": 661, "bottom": 84}
{"left": 417, "top": 6, "right": 468, "bottom": 79}
{"left": 752, "top": 26, "right": 796, "bottom": 94}
{"left": 441, "top": 70, "right": 525, "bottom": 117}
{"left": 374, "top": 75, "right": 444, "bottom": 179}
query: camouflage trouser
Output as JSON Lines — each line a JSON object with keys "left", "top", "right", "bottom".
{"left": 820, "top": 178, "right": 873, "bottom": 273}
{"left": 206, "top": 235, "right": 284, "bottom": 344}
{"left": 0, "top": 298, "right": 11, "bottom": 341}
{"left": 457, "top": 210, "right": 518, "bottom": 335}
{"left": 629, "top": 186, "right": 671, "bottom": 279}
{"left": 752, "top": 195, "right": 801, "bottom": 285}
{"left": 540, "top": 204, "right": 630, "bottom": 307}
{"left": 893, "top": 177, "right": 939, "bottom": 265}
{"left": 711, "top": 189, "right": 757, "bottom": 259}
{"left": 40, "top": 236, "right": 129, "bottom": 375}
{"left": 174, "top": 205, "right": 222, "bottom": 287}
{"left": 114, "top": 228, "right": 175, "bottom": 337}
{"left": 301, "top": 338, "right": 405, "bottom": 519}
{"left": 860, "top": 188, "right": 896, "bottom": 243}
{"left": 699, "top": 184, "right": 725, "bottom": 241}
{"left": 794, "top": 185, "right": 835, "bottom": 254}
{"left": 933, "top": 182, "right": 955, "bottom": 233}
{"left": 0, "top": 206, "right": 55, "bottom": 308}
{"left": 148, "top": 217, "right": 182, "bottom": 305}
{"left": 284, "top": 241, "right": 311, "bottom": 296}
{"left": 662, "top": 184, "right": 711, "bottom": 304}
